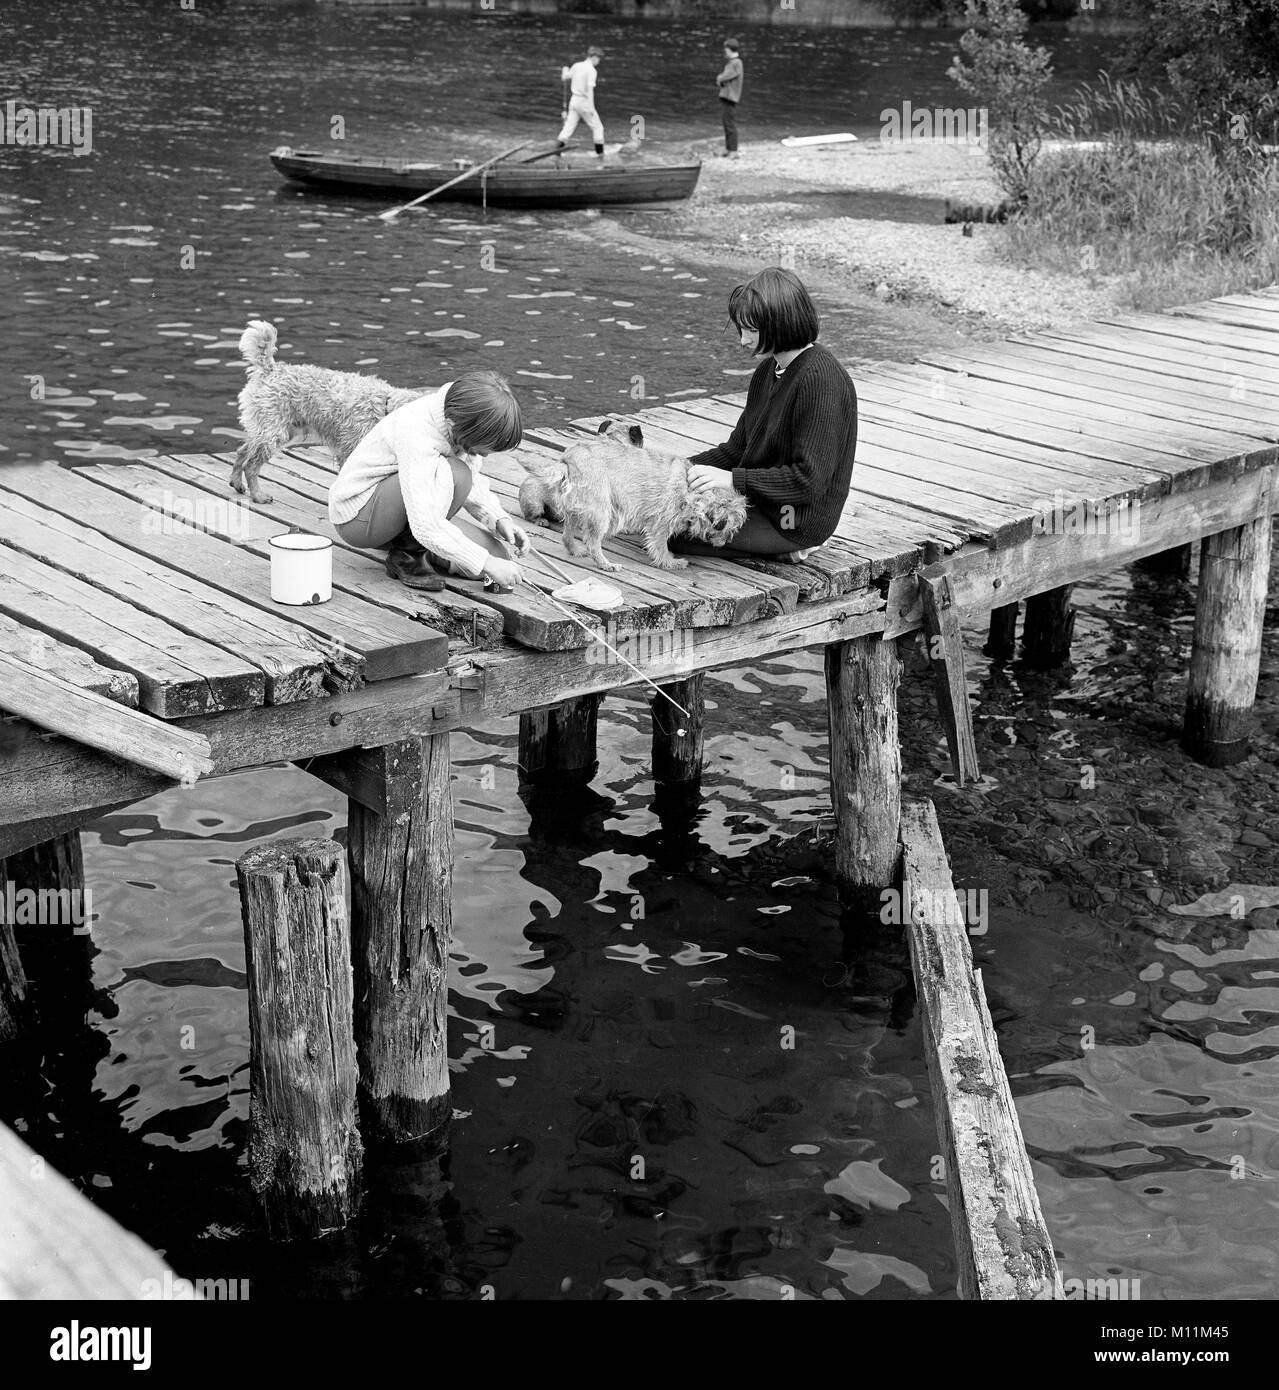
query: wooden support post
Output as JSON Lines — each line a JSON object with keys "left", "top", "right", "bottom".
{"left": 1, "top": 830, "right": 85, "bottom": 904}
{"left": 651, "top": 673, "right": 704, "bottom": 785}
{"left": 1135, "top": 543, "right": 1192, "bottom": 577}
{"left": 900, "top": 801, "right": 1061, "bottom": 1300}
{"left": 1021, "top": 586, "right": 1075, "bottom": 669}
{"left": 347, "top": 736, "right": 454, "bottom": 1145}
{"left": 0, "top": 909, "right": 28, "bottom": 1046}
{"left": 518, "top": 694, "right": 601, "bottom": 784}
{"left": 1183, "top": 515, "right": 1272, "bottom": 767}
{"left": 825, "top": 634, "right": 902, "bottom": 912}
{"left": 0, "top": 830, "right": 85, "bottom": 1044}
{"left": 919, "top": 573, "right": 980, "bottom": 786}
{"left": 236, "top": 837, "right": 362, "bottom": 1239}
{"left": 983, "top": 603, "right": 1018, "bottom": 662}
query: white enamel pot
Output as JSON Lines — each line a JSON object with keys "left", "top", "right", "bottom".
{"left": 269, "top": 531, "right": 333, "bottom": 605}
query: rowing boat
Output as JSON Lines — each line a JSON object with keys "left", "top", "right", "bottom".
{"left": 269, "top": 146, "right": 702, "bottom": 208}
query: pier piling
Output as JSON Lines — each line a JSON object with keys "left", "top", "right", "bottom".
{"left": 1021, "top": 586, "right": 1076, "bottom": 669}
{"left": 651, "top": 674, "right": 705, "bottom": 785}
{"left": 518, "top": 695, "right": 602, "bottom": 784}
{"left": 984, "top": 604, "right": 1019, "bottom": 662}
{"left": 1183, "top": 515, "right": 1272, "bottom": 767}
{"left": 0, "top": 830, "right": 85, "bottom": 1047}
{"left": 0, "top": 911, "right": 28, "bottom": 1047}
{"left": 347, "top": 736, "right": 455, "bottom": 1145}
{"left": 1135, "top": 543, "right": 1192, "bottom": 578}
{"left": 825, "top": 635, "right": 902, "bottom": 912}
{"left": 236, "top": 836, "right": 362, "bottom": 1239}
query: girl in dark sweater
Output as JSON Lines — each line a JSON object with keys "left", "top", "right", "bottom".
{"left": 672, "top": 267, "right": 858, "bottom": 561}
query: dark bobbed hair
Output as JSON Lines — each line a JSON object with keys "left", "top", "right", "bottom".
{"left": 724, "top": 36, "right": 741, "bottom": 52}
{"left": 727, "top": 267, "right": 819, "bottom": 356}
{"left": 444, "top": 369, "right": 522, "bottom": 452}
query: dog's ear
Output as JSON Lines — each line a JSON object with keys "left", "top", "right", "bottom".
{"left": 628, "top": 424, "right": 644, "bottom": 447}
{"left": 596, "top": 418, "right": 611, "bottom": 435}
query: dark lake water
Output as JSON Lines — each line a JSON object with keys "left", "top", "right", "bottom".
{"left": 4, "top": 0, "right": 1279, "bottom": 1304}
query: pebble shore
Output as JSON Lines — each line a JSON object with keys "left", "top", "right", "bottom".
{"left": 603, "top": 137, "right": 1124, "bottom": 338}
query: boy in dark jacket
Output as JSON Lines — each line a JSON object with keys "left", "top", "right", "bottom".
{"left": 716, "top": 38, "right": 744, "bottom": 158}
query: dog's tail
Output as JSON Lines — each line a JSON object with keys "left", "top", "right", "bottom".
{"left": 238, "top": 319, "right": 278, "bottom": 378}
{"left": 516, "top": 452, "right": 569, "bottom": 487}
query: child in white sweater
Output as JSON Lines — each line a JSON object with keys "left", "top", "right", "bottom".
{"left": 328, "top": 370, "right": 529, "bottom": 590}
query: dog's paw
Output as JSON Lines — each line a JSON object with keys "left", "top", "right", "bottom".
{"left": 656, "top": 557, "right": 688, "bottom": 570}
{"left": 595, "top": 559, "right": 619, "bottom": 573}
{"left": 249, "top": 489, "right": 274, "bottom": 506}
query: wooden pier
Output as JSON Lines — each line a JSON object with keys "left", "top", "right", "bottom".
{"left": 2, "top": 287, "right": 1277, "bottom": 1291}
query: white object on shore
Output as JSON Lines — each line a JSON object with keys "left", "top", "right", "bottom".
{"left": 780, "top": 133, "right": 859, "bottom": 148}
{"left": 269, "top": 531, "right": 332, "bottom": 605}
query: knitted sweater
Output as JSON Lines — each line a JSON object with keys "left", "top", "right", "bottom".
{"left": 690, "top": 343, "right": 857, "bottom": 548}
{"left": 327, "top": 386, "right": 509, "bottom": 579}
{"left": 717, "top": 56, "right": 744, "bottom": 103}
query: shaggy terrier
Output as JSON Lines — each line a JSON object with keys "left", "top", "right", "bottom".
{"left": 518, "top": 419, "right": 748, "bottom": 571}
{"left": 229, "top": 319, "right": 423, "bottom": 504}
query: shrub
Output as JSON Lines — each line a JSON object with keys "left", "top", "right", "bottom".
{"left": 948, "top": 0, "right": 1054, "bottom": 204}
{"left": 1127, "top": 0, "right": 1279, "bottom": 162}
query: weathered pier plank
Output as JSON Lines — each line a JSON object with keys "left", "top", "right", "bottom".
{"left": 262, "top": 446, "right": 598, "bottom": 650}
{"left": 0, "top": 651, "right": 214, "bottom": 784}
{"left": 0, "top": 463, "right": 445, "bottom": 681}
{"left": 144, "top": 451, "right": 505, "bottom": 649}
{"left": 0, "top": 1123, "right": 180, "bottom": 1299}
{"left": 900, "top": 801, "right": 1061, "bottom": 1300}
{"left": 1035, "top": 325, "right": 1279, "bottom": 403}
{"left": 0, "top": 492, "right": 333, "bottom": 705}
{"left": 0, "top": 614, "right": 139, "bottom": 707}
{"left": 0, "top": 541, "right": 265, "bottom": 717}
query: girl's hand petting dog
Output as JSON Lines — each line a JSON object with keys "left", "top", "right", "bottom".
{"left": 494, "top": 515, "right": 531, "bottom": 555}
{"left": 687, "top": 463, "right": 736, "bottom": 495}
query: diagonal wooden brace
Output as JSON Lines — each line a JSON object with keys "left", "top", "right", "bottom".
{"left": 917, "top": 569, "right": 981, "bottom": 787}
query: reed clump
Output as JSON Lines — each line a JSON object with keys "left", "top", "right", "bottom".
{"left": 1004, "top": 76, "right": 1279, "bottom": 311}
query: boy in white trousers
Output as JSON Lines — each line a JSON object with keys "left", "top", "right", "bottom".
{"left": 557, "top": 46, "right": 606, "bottom": 158}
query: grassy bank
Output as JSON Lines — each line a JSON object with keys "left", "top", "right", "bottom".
{"left": 1007, "top": 139, "right": 1279, "bottom": 311}
{"left": 998, "top": 77, "right": 1279, "bottom": 312}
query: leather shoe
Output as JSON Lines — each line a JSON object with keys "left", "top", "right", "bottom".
{"left": 385, "top": 546, "right": 445, "bottom": 590}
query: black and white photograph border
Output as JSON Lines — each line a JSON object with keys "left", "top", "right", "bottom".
{"left": 0, "top": 0, "right": 1277, "bottom": 1353}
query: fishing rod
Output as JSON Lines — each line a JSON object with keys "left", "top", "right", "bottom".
{"left": 496, "top": 549, "right": 692, "bottom": 734}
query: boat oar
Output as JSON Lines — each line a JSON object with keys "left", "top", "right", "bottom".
{"left": 377, "top": 141, "right": 531, "bottom": 221}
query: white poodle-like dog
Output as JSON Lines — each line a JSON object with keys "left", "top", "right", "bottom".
{"left": 229, "top": 319, "right": 423, "bottom": 504}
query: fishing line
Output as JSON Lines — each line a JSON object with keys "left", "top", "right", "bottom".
{"left": 511, "top": 572, "right": 692, "bottom": 735}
